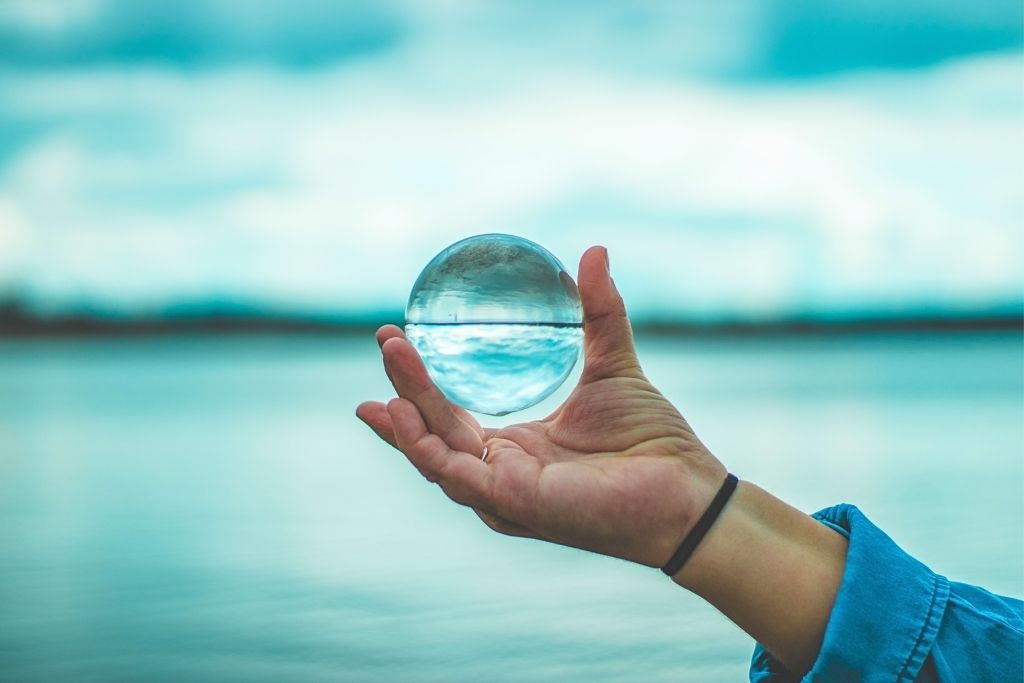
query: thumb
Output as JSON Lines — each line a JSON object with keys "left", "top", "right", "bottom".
{"left": 577, "top": 246, "right": 642, "bottom": 381}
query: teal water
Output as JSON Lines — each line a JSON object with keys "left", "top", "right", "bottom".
{"left": 0, "top": 333, "right": 1021, "bottom": 682}
{"left": 405, "top": 323, "right": 583, "bottom": 416}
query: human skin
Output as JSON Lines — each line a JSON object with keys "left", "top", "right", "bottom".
{"left": 356, "top": 245, "right": 848, "bottom": 676}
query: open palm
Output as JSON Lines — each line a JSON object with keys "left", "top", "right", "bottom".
{"left": 357, "top": 246, "right": 724, "bottom": 567}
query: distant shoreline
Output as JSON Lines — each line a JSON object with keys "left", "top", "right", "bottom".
{"left": 1, "top": 312, "right": 1020, "bottom": 338}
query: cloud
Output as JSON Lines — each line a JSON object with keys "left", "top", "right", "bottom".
{"left": 0, "top": 0, "right": 404, "bottom": 69}
{"left": 0, "top": 0, "right": 105, "bottom": 33}
{"left": 0, "top": 1, "right": 1019, "bottom": 77}
{"left": 761, "top": 0, "right": 1022, "bottom": 76}
{"left": 0, "top": 50, "right": 1021, "bottom": 319}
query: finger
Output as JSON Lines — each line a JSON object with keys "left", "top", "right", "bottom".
{"left": 376, "top": 324, "right": 406, "bottom": 349}
{"left": 377, "top": 326, "right": 490, "bottom": 440}
{"left": 357, "top": 401, "right": 484, "bottom": 461}
{"left": 387, "top": 398, "right": 494, "bottom": 510}
{"left": 577, "top": 245, "right": 642, "bottom": 381}
{"left": 474, "top": 509, "right": 539, "bottom": 539}
{"left": 355, "top": 400, "right": 398, "bottom": 449}
{"left": 381, "top": 337, "right": 486, "bottom": 455}
{"left": 375, "top": 325, "right": 406, "bottom": 387}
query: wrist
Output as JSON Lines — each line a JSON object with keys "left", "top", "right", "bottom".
{"left": 669, "top": 480, "right": 848, "bottom": 676}
{"left": 639, "top": 452, "right": 727, "bottom": 569}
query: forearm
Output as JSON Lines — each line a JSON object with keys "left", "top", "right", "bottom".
{"left": 671, "top": 481, "right": 848, "bottom": 677}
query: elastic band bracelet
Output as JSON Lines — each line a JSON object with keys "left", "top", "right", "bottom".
{"left": 660, "top": 473, "right": 738, "bottom": 577}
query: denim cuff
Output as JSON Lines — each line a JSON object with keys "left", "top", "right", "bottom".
{"left": 750, "top": 504, "right": 950, "bottom": 683}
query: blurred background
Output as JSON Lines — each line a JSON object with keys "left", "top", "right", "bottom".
{"left": 0, "top": 1, "right": 1021, "bottom": 681}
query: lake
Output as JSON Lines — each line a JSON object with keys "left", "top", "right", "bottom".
{"left": 1, "top": 332, "right": 1021, "bottom": 682}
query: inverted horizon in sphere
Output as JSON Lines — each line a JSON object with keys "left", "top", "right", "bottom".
{"left": 406, "top": 234, "right": 583, "bottom": 415}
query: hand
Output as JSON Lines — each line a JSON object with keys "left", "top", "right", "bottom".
{"left": 356, "top": 246, "right": 726, "bottom": 568}
{"left": 360, "top": 249, "right": 848, "bottom": 676}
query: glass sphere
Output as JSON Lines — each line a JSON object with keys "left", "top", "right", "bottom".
{"left": 405, "top": 234, "right": 583, "bottom": 416}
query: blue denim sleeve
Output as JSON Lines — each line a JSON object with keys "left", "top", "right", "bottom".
{"left": 748, "top": 504, "right": 1024, "bottom": 682}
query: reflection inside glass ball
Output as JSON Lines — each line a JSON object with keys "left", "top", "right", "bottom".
{"left": 405, "top": 234, "right": 583, "bottom": 416}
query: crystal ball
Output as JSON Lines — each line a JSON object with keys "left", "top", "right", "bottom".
{"left": 405, "top": 234, "right": 583, "bottom": 416}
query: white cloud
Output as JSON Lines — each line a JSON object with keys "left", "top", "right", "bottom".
{"left": 0, "top": 51, "right": 1020, "bottom": 317}
{"left": 0, "top": 196, "right": 32, "bottom": 287}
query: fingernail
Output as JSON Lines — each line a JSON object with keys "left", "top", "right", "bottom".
{"left": 602, "top": 247, "right": 610, "bottom": 273}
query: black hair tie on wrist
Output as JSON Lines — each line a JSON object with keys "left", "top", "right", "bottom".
{"left": 661, "top": 473, "right": 739, "bottom": 577}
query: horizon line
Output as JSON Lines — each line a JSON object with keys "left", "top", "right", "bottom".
{"left": 1, "top": 308, "right": 1020, "bottom": 339}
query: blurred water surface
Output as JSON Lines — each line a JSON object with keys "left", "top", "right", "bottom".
{"left": 0, "top": 332, "right": 1021, "bottom": 682}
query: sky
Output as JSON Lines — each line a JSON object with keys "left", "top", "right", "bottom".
{"left": 0, "top": 0, "right": 1021, "bottom": 321}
